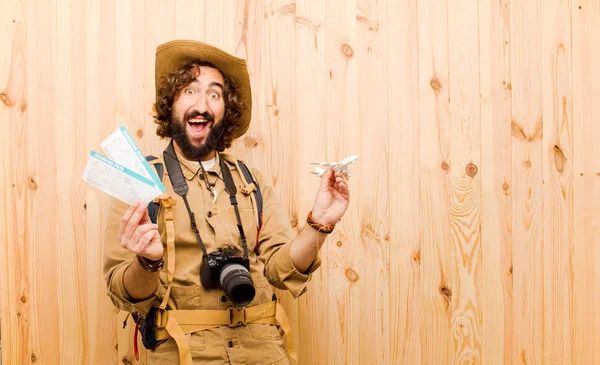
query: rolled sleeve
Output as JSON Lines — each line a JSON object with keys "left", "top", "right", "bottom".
{"left": 105, "top": 261, "right": 157, "bottom": 318}
{"left": 263, "top": 240, "right": 322, "bottom": 298}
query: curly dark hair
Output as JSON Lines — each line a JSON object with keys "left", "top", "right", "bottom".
{"left": 153, "top": 60, "right": 244, "bottom": 152}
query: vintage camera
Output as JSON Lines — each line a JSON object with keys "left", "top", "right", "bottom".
{"left": 200, "top": 246, "right": 255, "bottom": 306}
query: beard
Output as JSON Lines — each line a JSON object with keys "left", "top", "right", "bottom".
{"left": 171, "top": 110, "right": 226, "bottom": 161}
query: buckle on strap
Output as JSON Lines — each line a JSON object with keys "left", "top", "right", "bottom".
{"left": 228, "top": 307, "right": 246, "bottom": 327}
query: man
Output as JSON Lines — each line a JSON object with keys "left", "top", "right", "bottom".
{"left": 103, "top": 40, "right": 350, "bottom": 365}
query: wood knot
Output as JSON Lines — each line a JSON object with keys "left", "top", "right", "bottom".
{"left": 440, "top": 286, "right": 452, "bottom": 299}
{"left": 430, "top": 77, "right": 442, "bottom": 94}
{"left": 29, "top": 176, "right": 38, "bottom": 191}
{"left": 290, "top": 217, "right": 298, "bottom": 228}
{"left": 523, "top": 160, "right": 532, "bottom": 169}
{"left": 31, "top": 353, "right": 37, "bottom": 363}
{"left": 345, "top": 268, "right": 360, "bottom": 282}
{"left": 413, "top": 250, "right": 420, "bottom": 264}
{"left": 20, "top": 102, "right": 27, "bottom": 113}
{"left": 341, "top": 43, "right": 354, "bottom": 59}
{"left": 136, "top": 128, "right": 144, "bottom": 138}
{"left": 508, "top": 266, "right": 513, "bottom": 276}
{"left": 83, "top": 203, "right": 87, "bottom": 210}
{"left": 329, "top": 70, "right": 333, "bottom": 80}
{"left": 244, "top": 136, "right": 259, "bottom": 148}
{"left": 465, "top": 163, "right": 478, "bottom": 177}
{"left": 441, "top": 160, "right": 450, "bottom": 172}
{"left": 267, "top": 104, "right": 280, "bottom": 119}
{"left": 0, "top": 92, "right": 13, "bottom": 107}
{"left": 20, "top": 295, "right": 27, "bottom": 303}
{"left": 553, "top": 145, "right": 566, "bottom": 173}
{"left": 506, "top": 82, "right": 512, "bottom": 90}
{"left": 384, "top": 234, "right": 390, "bottom": 241}
{"left": 336, "top": 240, "right": 343, "bottom": 247}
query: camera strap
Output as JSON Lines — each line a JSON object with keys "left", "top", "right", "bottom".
{"left": 163, "top": 140, "right": 249, "bottom": 258}
{"left": 219, "top": 156, "right": 249, "bottom": 258}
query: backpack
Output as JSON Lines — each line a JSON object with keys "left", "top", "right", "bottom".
{"left": 145, "top": 155, "right": 265, "bottom": 253}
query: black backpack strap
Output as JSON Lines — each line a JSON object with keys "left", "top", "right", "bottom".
{"left": 145, "top": 155, "right": 164, "bottom": 224}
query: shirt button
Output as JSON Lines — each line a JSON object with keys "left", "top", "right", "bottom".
{"left": 220, "top": 295, "right": 227, "bottom": 302}
{"left": 227, "top": 340, "right": 234, "bottom": 348}
{"left": 207, "top": 211, "right": 213, "bottom": 218}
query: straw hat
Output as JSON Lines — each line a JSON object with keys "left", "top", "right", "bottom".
{"left": 155, "top": 39, "right": 252, "bottom": 140}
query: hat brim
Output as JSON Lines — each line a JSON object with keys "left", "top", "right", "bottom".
{"left": 155, "top": 40, "right": 252, "bottom": 140}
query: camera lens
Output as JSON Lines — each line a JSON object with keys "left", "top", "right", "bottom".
{"left": 220, "top": 263, "right": 255, "bottom": 306}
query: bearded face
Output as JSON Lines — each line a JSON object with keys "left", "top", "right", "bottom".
{"left": 169, "top": 65, "right": 226, "bottom": 161}
{"left": 170, "top": 109, "right": 227, "bottom": 160}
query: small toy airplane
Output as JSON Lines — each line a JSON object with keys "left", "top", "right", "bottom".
{"left": 310, "top": 155, "right": 359, "bottom": 180}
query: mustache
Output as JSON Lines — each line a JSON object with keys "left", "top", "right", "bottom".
{"left": 184, "top": 111, "right": 214, "bottom": 123}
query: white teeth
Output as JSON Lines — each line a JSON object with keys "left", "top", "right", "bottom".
{"left": 188, "top": 119, "right": 207, "bottom": 124}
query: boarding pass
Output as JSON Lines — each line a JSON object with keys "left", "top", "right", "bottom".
{"left": 83, "top": 126, "right": 164, "bottom": 205}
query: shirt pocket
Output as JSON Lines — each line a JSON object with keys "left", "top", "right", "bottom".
{"left": 153, "top": 332, "right": 207, "bottom": 353}
{"left": 156, "top": 285, "right": 202, "bottom": 310}
{"left": 228, "top": 203, "right": 258, "bottom": 251}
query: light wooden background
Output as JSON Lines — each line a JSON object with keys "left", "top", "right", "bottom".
{"left": 1, "top": 0, "right": 599, "bottom": 364}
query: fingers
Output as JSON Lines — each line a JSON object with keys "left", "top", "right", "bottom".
{"left": 332, "top": 174, "right": 350, "bottom": 200}
{"left": 118, "top": 202, "right": 141, "bottom": 240}
{"left": 122, "top": 202, "right": 149, "bottom": 242}
{"left": 319, "top": 168, "right": 334, "bottom": 190}
{"left": 121, "top": 223, "right": 159, "bottom": 253}
{"left": 128, "top": 223, "right": 159, "bottom": 248}
{"left": 136, "top": 230, "right": 159, "bottom": 253}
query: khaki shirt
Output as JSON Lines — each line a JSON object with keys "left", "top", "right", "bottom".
{"left": 103, "top": 150, "right": 321, "bottom": 365}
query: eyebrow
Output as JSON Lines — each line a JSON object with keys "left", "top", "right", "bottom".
{"left": 190, "top": 80, "right": 224, "bottom": 90}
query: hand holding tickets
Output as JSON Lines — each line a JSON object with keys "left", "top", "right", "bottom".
{"left": 83, "top": 126, "right": 165, "bottom": 205}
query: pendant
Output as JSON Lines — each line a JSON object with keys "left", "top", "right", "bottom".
{"left": 212, "top": 187, "right": 218, "bottom": 204}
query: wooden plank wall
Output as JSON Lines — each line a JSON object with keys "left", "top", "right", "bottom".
{"left": 1, "top": 0, "right": 599, "bottom": 364}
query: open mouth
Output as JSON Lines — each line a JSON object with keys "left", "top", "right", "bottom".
{"left": 187, "top": 117, "right": 211, "bottom": 137}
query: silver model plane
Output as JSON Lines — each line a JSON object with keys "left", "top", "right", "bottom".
{"left": 310, "top": 155, "right": 359, "bottom": 180}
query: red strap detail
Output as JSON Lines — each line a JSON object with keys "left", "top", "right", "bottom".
{"left": 134, "top": 316, "right": 140, "bottom": 361}
{"left": 254, "top": 212, "right": 264, "bottom": 254}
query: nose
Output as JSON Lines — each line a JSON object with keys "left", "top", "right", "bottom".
{"left": 192, "top": 92, "right": 208, "bottom": 113}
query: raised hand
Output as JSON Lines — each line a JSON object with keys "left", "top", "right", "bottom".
{"left": 310, "top": 168, "right": 350, "bottom": 226}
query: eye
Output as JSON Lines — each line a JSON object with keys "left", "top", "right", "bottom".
{"left": 184, "top": 88, "right": 195, "bottom": 95}
{"left": 209, "top": 91, "right": 220, "bottom": 99}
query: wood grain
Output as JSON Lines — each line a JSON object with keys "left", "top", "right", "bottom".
{"left": 325, "top": 0, "right": 362, "bottom": 364}
{"left": 479, "top": 0, "right": 513, "bottom": 364}
{"left": 572, "top": 1, "right": 600, "bottom": 365}
{"left": 417, "top": 0, "right": 455, "bottom": 363}
{"left": 541, "top": 0, "right": 574, "bottom": 364}
{"left": 356, "top": 0, "right": 390, "bottom": 363}
{"left": 1, "top": 1, "right": 598, "bottom": 364}
{"left": 448, "top": 0, "right": 483, "bottom": 363}
{"left": 510, "top": 0, "right": 544, "bottom": 364}
{"left": 387, "top": 0, "right": 422, "bottom": 363}
{"left": 1, "top": 1, "right": 29, "bottom": 364}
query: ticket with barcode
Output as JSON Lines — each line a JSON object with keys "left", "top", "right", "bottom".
{"left": 83, "top": 151, "right": 160, "bottom": 205}
{"left": 101, "top": 126, "right": 165, "bottom": 194}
